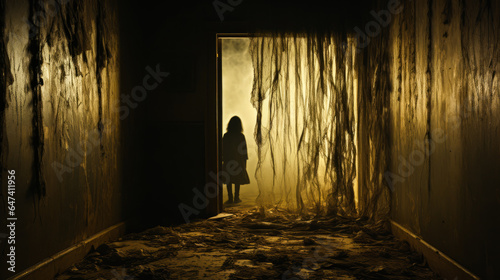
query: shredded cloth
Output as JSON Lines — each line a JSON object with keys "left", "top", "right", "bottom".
{"left": 249, "top": 31, "right": 391, "bottom": 221}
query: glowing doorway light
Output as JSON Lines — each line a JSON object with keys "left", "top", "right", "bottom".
{"left": 221, "top": 36, "right": 359, "bottom": 212}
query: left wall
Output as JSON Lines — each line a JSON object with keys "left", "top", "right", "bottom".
{"left": 0, "top": 0, "right": 122, "bottom": 277}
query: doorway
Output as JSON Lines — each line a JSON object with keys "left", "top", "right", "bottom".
{"left": 216, "top": 35, "right": 359, "bottom": 212}
{"left": 218, "top": 36, "right": 259, "bottom": 207}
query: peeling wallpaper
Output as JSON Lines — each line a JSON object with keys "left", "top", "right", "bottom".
{"left": 0, "top": 0, "right": 122, "bottom": 275}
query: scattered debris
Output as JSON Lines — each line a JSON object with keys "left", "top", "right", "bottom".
{"left": 56, "top": 205, "right": 442, "bottom": 279}
{"left": 209, "top": 213, "right": 235, "bottom": 220}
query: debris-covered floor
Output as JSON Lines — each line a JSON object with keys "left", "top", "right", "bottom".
{"left": 56, "top": 201, "right": 442, "bottom": 280}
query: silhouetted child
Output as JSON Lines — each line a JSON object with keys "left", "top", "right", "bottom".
{"left": 222, "top": 116, "right": 250, "bottom": 204}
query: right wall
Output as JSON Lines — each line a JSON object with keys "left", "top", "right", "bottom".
{"left": 385, "top": 0, "right": 500, "bottom": 278}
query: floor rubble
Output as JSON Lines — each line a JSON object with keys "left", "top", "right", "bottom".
{"left": 56, "top": 203, "right": 442, "bottom": 280}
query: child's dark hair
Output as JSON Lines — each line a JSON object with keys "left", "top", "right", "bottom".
{"left": 227, "top": 116, "right": 243, "bottom": 133}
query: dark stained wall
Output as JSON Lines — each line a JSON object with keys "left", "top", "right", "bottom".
{"left": 386, "top": 0, "right": 500, "bottom": 278}
{"left": 0, "top": 0, "right": 123, "bottom": 277}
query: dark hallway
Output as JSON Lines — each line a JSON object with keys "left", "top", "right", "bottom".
{"left": 0, "top": 0, "right": 499, "bottom": 279}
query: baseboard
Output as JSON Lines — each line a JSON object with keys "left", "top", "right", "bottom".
{"left": 390, "top": 220, "right": 480, "bottom": 280}
{"left": 7, "top": 221, "right": 129, "bottom": 280}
